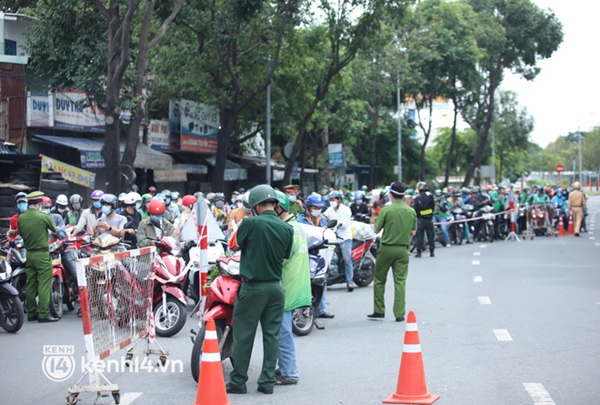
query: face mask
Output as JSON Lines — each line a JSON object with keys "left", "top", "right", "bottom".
{"left": 243, "top": 206, "right": 252, "bottom": 214}
{"left": 72, "top": 203, "right": 81, "bottom": 211}
{"left": 101, "top": 206, "right": 112, "bottom": 216}
{"left": 41, "top": 208, "right": 51, "bottom": 214}
{"left": 356, "top": 199, "right": 363, "bottom": 205}
{"left": 93, "top": 201, "right": 102, "bottom": 209}
{"left": 330, "top": 201, "right": 338, "bottom": 209}
{"left": 150, "top": 214, "right": 162, "bottom": 228}
{"left": 311, "top": 209, "right": 322, "bottom": 217}
{"left": 165, "top": 198, "right": 171, "bottom": 205}
{"left": 135, "top": 202, "right": 142, "bottom": 210}
{"left": 236, "top": 202, "right": 243, "bottom": 208}
{"left": 58, "top": 207, "right": 66, "bottom": 213}
{"left": 17, "top": 202, "right": 27, "bottom": 213}
{"left": 288, "top": 195, "right": 297, "bottom": 202}
{"left": 215, "top": 201, "right": 225, "bottom": 208}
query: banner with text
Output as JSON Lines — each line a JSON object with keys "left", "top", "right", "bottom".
{"left": 53, "top": 90, "right": 105, "bottom": 133}
{"left": 41, "top": 155, "right": 96, "bottom": 188}
{"left": 169, "top": 99, "right": 219, "bottom": 154}
{"left": 328, "top": 143, "right": 344, "bottom": 168}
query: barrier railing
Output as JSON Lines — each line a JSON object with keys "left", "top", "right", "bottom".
{"left": 66, "top": 247, "right": 168, "bottom": 405}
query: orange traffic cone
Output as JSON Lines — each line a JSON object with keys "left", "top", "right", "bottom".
{"left": 558, "top": 216, "right": 566, "bottom": 236}
{"left": 193, "top": 318, "right": 231, "bottom": 405}
{"left": 383, "top": 311, "right": 440, "bottom": 405}
{"left": 567, "top": 214, "right": 574, "bottom": 235}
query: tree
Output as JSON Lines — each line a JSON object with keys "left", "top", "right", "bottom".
{"left": 582, "top": 128, "right": 600, "bottom": 172}
{"left": 459, "top": 0, "right": 563, "bottom": 186}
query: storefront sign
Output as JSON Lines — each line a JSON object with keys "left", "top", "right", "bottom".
{"left": 169, "top": 98, "right": 219, "bottom": 154}
{"left": 27, "top": 92, "right": 52, "bottom": 127}
{"left": 154, "top": 169, "right": 188, "bottom": 183}
{"left": 41, "top": 155, "right": 96, "bottom": 188}
{"left": 328, "top": 143, "right": 344, "bottom": 168}
{"left": 147, "top": 120, "right": 170, "bottom": 151}
{"left": 172, "top": 164, "right": 208, "bottom": 175}
{"left": 53, "top": 90, "right": 105, "bottom": 133}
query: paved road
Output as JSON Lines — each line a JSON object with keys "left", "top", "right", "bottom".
{"left": 2, "top": 197, "right": 599, "bottom": 405}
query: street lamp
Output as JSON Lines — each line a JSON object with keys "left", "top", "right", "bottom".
{"left": 397, "top": 75, "right": 402, "bottom": 182}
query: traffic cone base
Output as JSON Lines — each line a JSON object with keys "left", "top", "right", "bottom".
{"left": 193, "top": 318, "right": 232, "bottom": 405}
{"left": 383, "top": 311, "right": 439, "bottom": 405}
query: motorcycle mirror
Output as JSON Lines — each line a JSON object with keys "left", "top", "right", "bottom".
{"left": 327, "top": 220, "right": 338, "bottom": 229}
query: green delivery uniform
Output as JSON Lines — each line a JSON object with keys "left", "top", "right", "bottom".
{"left": 18, "top": 207, "right": 57, "bottom": 320}
{"left": 373, "top": 199, "right": 417, "bottom": 319}
{"left": 287, "top": 200, "right": 304, "bottom": 216}
{"left": 228, "top": 210, "right": 294, "bottom": 392}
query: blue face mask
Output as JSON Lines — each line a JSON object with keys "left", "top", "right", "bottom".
{"left": 93, "top": 201, "right": 102, "bottom": 209}
{"left": 135, "top": 202, "right": 142, "bottom": 210}
{"left": 17, "top": 202, "right": 27, "bottom": 213}
{"left": 165, "top": 199, "right": 171, "bottom": 205}
{"left": 101, "top": 205, "right": 112, "bottom": 216}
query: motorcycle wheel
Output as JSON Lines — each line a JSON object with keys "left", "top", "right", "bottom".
{"left": 0, "top": 294, "right": 24, "bottom": 333}
{"left": 49, "top": 276, "right": 64, "bottom": 319}
{"left": 11, "top": 273, "right": 26, "bottom": 305}
{"left": 353, "top": 256, "right": 375, "bottom": 287}
{"left": 153, "top": 296, "right": 187, "bottom": 337}
{"left": 454, "top": 226, "right": 464, "bottom": 245}
{"left": 498, "top": 223, "right": 509, "bottom": 239}
{"left": 292, "top": 307, "right": 314, "bottom": 337}
{"left": 486, "top": 224, "right": 494, "bottom": 243}
{"left": 191, "top": 319, "right": 231, "bottom": 382}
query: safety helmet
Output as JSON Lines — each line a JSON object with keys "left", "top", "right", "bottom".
{"left": 130, "top": 184, "right": 139, "bottom": 193}
{"left": 275, "top": 190, "right": 290, "bottom": 212}
{"left": 545, "top": 187, "right": 552, "bottom": 195}
{"left": 15, "top": 192, "right": 28, "bottom": 204}
{"left": 248, "top": 185, "right": 278, "bottom": 208}
{"left": 329, "top": 190, "right": 343, "bottom": 199}
{"left": 498, "top": 182, "right": 505, "bottom": 188}
{"left": 486, "top": 185, "right": 493, "bottom": 191}
{"left": 162, "top": 189, "right": 172, "bottom": 198}
{"left": 306, "top": 194, "right": 325, "bottom": 208}
{"left": 148, "top": 186, "right": 157, "bottom": 193}
{"left": 361, "top": 185, "right": 368, "bottom": 191}
{"left": 129, "top": 192, "right": 142, "bottom": 202}
{"left": 416, "top": 181, "right": 427, "bottom": 192}
{"left": 352, "top": 191, "right": 362, "bottom": 200}
{"left": 214, "top": 193, "right": 226, "bottom": 202}
{"left": 123, "top": 192, "right": 137, "bottom": 205}
{"left": 69, "top": 194, "right": 83, "bottom": 204}
{"left": 118, "top": 192, "right": 127, "bottom": 202}
{"left": 141, "top": 193, "right": 153, "bottom": 203}
{"left": 238, "top": 187, "right": 246, "bottom": 194}
{"left": 91, "top": 189, "right": 104, "bottom": 200}
{"left": 100, "top": 193, "right": 119, "bottom": 208}
{"left": 405, "top": 188, "right": 414, "bottom": 196}
{"left": 472, "top": 186, "right": 480, "bottom": 193}
{"left": 171, "top": 191, "right": 180, "bottom": 200}
{"left": 182, "top": 195, "right": 197, "bottom": 208}
{"left": 155, "top": 192, "right": 166, "bottom": 201}
{"left": 148, "top": 198, "right": 166, "bottom": 215}
{"left": 434, "top": 189, "right": 442, "bottom": 196}
{"left": 41, "top": 196, "right": 52, "bottom": 208}
{"left": 242, "top": 191, "right": 251, "bottom": 209}
{"left": 206, "top": 192, "right": 216, "bottom": 201}
{"left": 56, "top": 194, "right": 68, "bottom": 206}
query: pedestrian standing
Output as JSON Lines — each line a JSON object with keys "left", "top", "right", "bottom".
{"left": 412, "top": 181, "right": 435, "bottom": 257}
{"left": 274, "top": 190, "right": 311, "bottom": 385}
{"left": 568, "top": 181, "right": 587, "bottom": 237}
{"left": 367, "top": 182, "right": 416, "bottom": 322}
{"left": 226, "top": 185, "right": 294, "bottom": 395}
{"left": 18, "top": 191, "right": 59, "bottom": 323}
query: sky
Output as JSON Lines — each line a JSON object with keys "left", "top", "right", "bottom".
{"left": 502, "top": 0, "right": 600, "bottom": 148}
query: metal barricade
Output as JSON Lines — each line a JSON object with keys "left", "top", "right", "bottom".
{"left": 67, "top": 247, "right": 168, "bottom": 405}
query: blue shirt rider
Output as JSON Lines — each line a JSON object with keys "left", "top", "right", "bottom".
{"left": 297, "top": 194, "right": 328, "bottom": 228}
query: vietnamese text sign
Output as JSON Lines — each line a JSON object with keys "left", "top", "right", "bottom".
{"left": 328, "top": 143, "right": 344, "bottom": 168}
{"left": 147, "top": 120, "right": 170, "bottom": 151}
{"left": 54, "top": 91, "right": 105, "bottom": 133}
{"left": 41, "top": 155, "right": 96, "bottom": 188}
{"left": 169, "top": 98, "right": 219, "bottom": 154}
{"left": 153, "top": 169, "right": 188, "bottom": 183}
{"left": 27, "top": 92, "right": 52, "bottom": 127}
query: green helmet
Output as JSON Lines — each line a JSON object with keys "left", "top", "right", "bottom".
{"left": 434, "top": 189, "right": 442, "bottom": 196}
{"left": 141, "top": 193, "right": 153, "bottom": 202}
{"left": 249, "top": 184, "right": 278, "bottom": 207}
{"left": 275, "top": 190, "right": 290, "bottom": 212}
{"left": 405, "top": 188, "right": 414, "bottom": 196}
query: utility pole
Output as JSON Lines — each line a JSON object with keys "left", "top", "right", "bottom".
{"left": 578, "top": 128, "right": 583, "bottom": 185}
{"left": 266, "top": 84, "right": 271, "bottom": 185}
{"left": 397, "top": 76, "right": 402, "bottom": 182}
{"left": 491, "top": 122, "right": 496, "bottom": 184}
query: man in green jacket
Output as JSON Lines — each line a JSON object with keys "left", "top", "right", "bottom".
{"left": 226, "top": 185, "right": 294, "bottom": 395}
{"left": 274, "top": 190, "right": 311, "bottom": 385}
{"left": 18, "top": 191, "right": 59, "bottom": 322}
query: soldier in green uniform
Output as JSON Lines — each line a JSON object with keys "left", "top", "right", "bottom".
{"left": 284, "top": 184, "right": 304, "bottom": 216}
{"left": 226, "top": 185, "right": 294, "bottom": 395}
{"left": 18, "top": 191, "right": 60, "bottom": 322}
{"left": 367, "top": 181, "right": 416, "bottom": 322}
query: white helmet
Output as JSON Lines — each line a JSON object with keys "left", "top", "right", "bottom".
{"left": 129, "top": 192, "right": 142, "bottom": 202}
{"left": 56, "top": 194, "right": 68, "bottom": 206}
{"left": 124, "top": 192, "right": 137, "bottom": 205}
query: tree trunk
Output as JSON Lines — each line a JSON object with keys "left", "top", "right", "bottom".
{"left": 416, "top": 94, "right": 434, "bottom": 180}
{"left": 368, "top": 102, "right": 380, "bottom": 189}
{"left": 212, "top": 108, "right": 236, "bottom": 192}
{"left": 443, "top": 98, "right": 459, "bottom": 187}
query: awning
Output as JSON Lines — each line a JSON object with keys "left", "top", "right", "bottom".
{"left": 33, "top": 134, "right": 172, "bottom": 170}
{"left": 206, "top": 157, "right": 247, "bottom": 181}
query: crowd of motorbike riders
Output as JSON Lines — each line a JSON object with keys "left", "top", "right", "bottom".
{"left": 1, "top": 180, "right": 588, "bottom": 328}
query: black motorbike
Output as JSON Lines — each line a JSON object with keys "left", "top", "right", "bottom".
{"left": 0, "top": 256, "right": 24, "bottom": 333}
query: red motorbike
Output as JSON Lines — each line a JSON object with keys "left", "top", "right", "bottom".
{"left": 151, "top": 236, "right": 189, "bottom": 337}
{"left": 327, "top": 236, "right": 378, "bottom": 288}
{"left": 190, "top": 254, "right": 241, "bottom": 382}
{"left": 48, "top": 238, "right": 77, "bottom": 319}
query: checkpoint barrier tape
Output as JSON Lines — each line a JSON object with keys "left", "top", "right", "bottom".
{"left": 433, "top": 209, "right": 513, "bottom": 226}
{"left": 66, "top": 247, "right": 169, "bottom": 405}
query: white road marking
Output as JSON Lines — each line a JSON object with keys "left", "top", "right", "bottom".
{"left": 473, "top": 252, "right": 481, "bottom": 256}
{"left": 493, "top": 329, "right": 513, "bottom": 341}
{"left": 478, "top": 296, "right": 491, "bottom": 305}
{"left": 473, "top": 276, "right": 483, "bottom": 283}
{"left": 595, "top": 243, "right": 600, "bottom": 246}
{"left": 590, "top": 237, "right": 596, "bottom": 240}
{"left": 117, "top": 393, "right": 143, "bottom": 405}
{"left": 479, "top": 244, "right": 487, "bottom": 248}
{"left": 523, "top": 383, "right": 556, "bottom": 405}
{"left": 589, "top": 231, "right": 594, "bottom": 234}
{"left": 472, "top": 260, "right": 481, "bottom": 265}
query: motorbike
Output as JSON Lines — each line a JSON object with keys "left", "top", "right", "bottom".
{"left": 474, "top": 205, "right": 495, "bottom": 242}
{"left": 0, "top": 257, "right": 24, "bottom": 333}
{"left": 48, "top": 238, "right": 78, "bottom": 319}
{"left": 327, "top": 234, "right": 377, "bottom": 288}
{"left": 3, "top": 236, "right": 27, "bottom": 304}
{"left": 181, "top": 238, "right": 227, "bottom": 305}
{"left": 150, "top": 236, "right": 189, "bottom": 337}
{"left": 530, "top": 204, "right": 548, "bottom": 236}
{"left": 448, "top": 206, "right": 466, "bottom": 245}
{"left": 292, "top": 222, "right": 337, "bottom": 337}
{"left": 190, "top": 254, "right": 241, "bottom": 382}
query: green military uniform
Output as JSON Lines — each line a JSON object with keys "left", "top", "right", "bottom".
{"left": 228, "top": 210, "right": 294, "bottom": 392}
{"left": 373, "top": 199, "right": 417, "bottom": 319}
{"left": 287, "top": 200, "right": 304, "bottom": 216}
{"left": 18, "top": 205, "right": 57, "bottom": 320}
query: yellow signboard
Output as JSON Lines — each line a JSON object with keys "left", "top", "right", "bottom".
{"left": 154, "top": 169, "right": 187, "bottom": 183}
{"left": 41, "top": 155, "right": 96, "bottom": 189}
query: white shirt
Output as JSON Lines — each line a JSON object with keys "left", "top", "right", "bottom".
{"left": 324, "top": 204, "right": 352, "bottom": 240}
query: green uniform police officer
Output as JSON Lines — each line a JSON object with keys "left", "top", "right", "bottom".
{"left": 367, "top": 181, "right": 416, "bottom": 322}
{"left": 18, "top": 191, "right": 60, "bottom": 322}
{"left": 226, "top": 185, "right": 294, "bottom": 395}
{"left": 284, "top": 184, "right": 304, "bottom": 216}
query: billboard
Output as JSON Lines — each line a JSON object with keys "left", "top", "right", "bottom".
{"left": 53, "top": 90, "right": 105, "bottom": 133}
{"left": 27, "top": 92, "right": 53, "bottom": 127}
{"left": 328, "top": 143, "right": 344, "bottom": 168}
{"left": 169, "top": 99, "right": 219, "bottom": 154}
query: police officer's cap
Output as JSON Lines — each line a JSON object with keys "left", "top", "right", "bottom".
{"left": 283, "top": 184, "right": 300, "bottom": 191}
{"left": 26, "top": 191, "right": 45, "bottom": 201}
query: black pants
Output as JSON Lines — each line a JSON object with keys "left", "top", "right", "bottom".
{"left": 416, "top": 218, "right": 435, "bottom": 252}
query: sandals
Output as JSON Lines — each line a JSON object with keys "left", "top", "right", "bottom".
{"left": 276, "top": 376, "right": 298, "bottom": 385}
